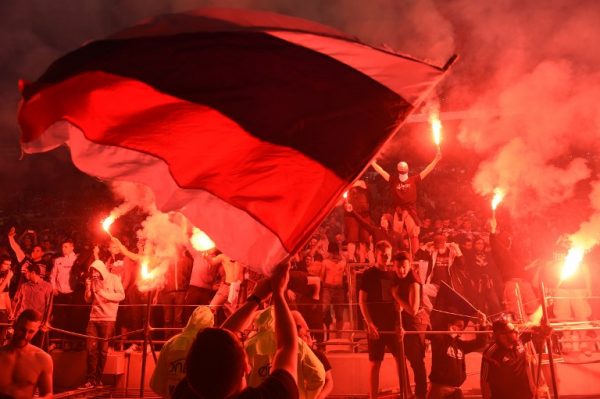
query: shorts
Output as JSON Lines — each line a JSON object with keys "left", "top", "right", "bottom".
{"left": 367, "top": 331, "right": 400, "bottom": 361}
{"left": 393, "top": 209, "right": 420, "bottom": 237}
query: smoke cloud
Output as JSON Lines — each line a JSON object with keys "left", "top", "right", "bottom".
{"left": 108, "top": 181, "right": 188, "bottom": 291}
{"left": 3, "top": 0, "right": 600, "bottom": 254}
{"left": 110, "top": 181, "right": 157, "bottom": 217}
{"left": 135, "top": 210, "right": 189, "bottom": 291}
{"left": 442, "top": 0, "right": 600, "bottom": 249}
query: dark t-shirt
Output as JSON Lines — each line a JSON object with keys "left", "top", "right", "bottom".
{"left": 360, "top": 266, "right": 397, "bottom": 330}
{"left": 389, "top": 174, "right": 421, "bottom": 210}
{"left": 235, "top": 370, "right": 298, "bottom": 399}
{"left": 173, "top": 369, "right": 298, "bottom": 399}
{"left": 393, "top": 272, "right": 423, "bottom": 329}
{"left": 482, "top": 341, "right": 534, "bottom": 399}
{"left": 489, "top": 233, "right": 525, "bottom": 281}
{"left": 429, "top": 333, "right": 486, "bottom": 387}
{"left": 431, "top": 252, "right": 451, "bottom": 285}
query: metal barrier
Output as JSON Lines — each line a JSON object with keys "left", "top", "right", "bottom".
{"left": 2, "top": 290, "right": 599, "bottom": 398}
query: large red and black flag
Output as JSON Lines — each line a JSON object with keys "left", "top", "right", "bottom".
{"left": 18, "top": 8, "right": 454, "bottom": 274}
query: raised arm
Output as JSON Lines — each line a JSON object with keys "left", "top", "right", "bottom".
{"left": 111, "top": 236, "right": 141, "bottom": 262}
{"left": 221, "top": 277, "right": 271, "bottom": 333}
{"left": 460, "top": 314, "right": 489, "bottom": 353}
{"left": 270, "top": 263, "right": 298, "bottom": 381}
{"left": 371, "top": 160, "right": 390, "bottom": 182}
{"left": 419, "top": 151, "right": 442, "bottom": 180}
{"left": 8, "top": 227, "right": 26, "bottom": 263}
{"left": 84, "top": 278, "right": 94, "bottom": 303}
{"left": 489, "top": 214, "right": 497, "bottom": 235}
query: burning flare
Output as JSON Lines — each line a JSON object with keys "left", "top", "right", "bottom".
{"left": 190, "top": 227, "right": 216, "bottom": 252}
{"left": 491, "top": 188, "right": 505, "bottom": 211}
{"left": 140, "top": 259, "right": 155, "bottom": 280}
{"left": 138, "top": 259, "right": 160, "bottom": 292}
{"left": 560, "top": 246, "right": 584, "bottom": 283}
{"left": 528, "top": 306, "right": 544, "bottom": 325}
{"left": 342, "top": 191, "right": 348, "bottom": 200}
{"left": 101, "top": 214, "right": 116, "bottom": 234}
{"left": 429, "top": 112, "right": 442, "bottom": 147}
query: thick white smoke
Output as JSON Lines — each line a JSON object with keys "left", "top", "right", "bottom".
{"left": 108, "top": 182, "right": 188, "bottom": 291}
{"left": 5, "top": 0, "right": 600, "bottom": 253}
{"left": 110, "top": 181, "right": 157, "bottom": 218}
{"left": 443, "top": 0, "right": 600, "bottom": 250}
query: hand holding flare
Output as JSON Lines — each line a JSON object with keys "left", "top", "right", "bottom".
{"left": 101, "top": 214, "right": 116, "bottom": 236}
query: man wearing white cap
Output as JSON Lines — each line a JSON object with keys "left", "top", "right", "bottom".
{"left": 372, "top": 151, "right": 441, "bottom": 253}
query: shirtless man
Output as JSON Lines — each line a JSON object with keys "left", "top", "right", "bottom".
{"left": 321, "top": 242, "right": 347, "bottom": 338}
{"left": 0, "top": 309, "right": 53, "bottom": 399}
{"left": 209, "top": 251, "right": 245, "bottom": 313}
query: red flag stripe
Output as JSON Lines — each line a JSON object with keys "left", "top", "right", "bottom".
{"left": 19, "top": 72, "right": 347, "bottom": 269}
{"left": 45, "top": 120, "right": 288, "bottom": 275}
{"left": 20, "top": 31, "right": 409, "bottom": 182}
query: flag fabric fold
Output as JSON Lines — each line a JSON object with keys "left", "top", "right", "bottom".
{"left": 431, "top": 281, "right": 480, "bottom": 329}
{"left": 18, "top": 7, "right": 452, "bottom": 273}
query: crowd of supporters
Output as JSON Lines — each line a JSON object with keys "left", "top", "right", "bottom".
{"left": 0, "top": 161, "right": 599, "bottom": 398}
{"left": 1, "top": 171, "right": 598, "bottom": 345}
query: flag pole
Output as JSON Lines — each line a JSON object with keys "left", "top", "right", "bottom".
{"left": 539, "top": 281, "right": 560, "bottom": 398}
{"left": 139, "top": 289, "right": 153, "bottom": 398}
{"left": 396, "top": 309, "right": 411, "bottom": 399}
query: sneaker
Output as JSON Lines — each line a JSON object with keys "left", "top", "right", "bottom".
{"left": 77, "top": 381, "right": 95, "bottom": 390}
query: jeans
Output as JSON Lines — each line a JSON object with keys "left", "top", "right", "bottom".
{"left": 157, "top": 290, "right": 187, "bottom": 339}
{"left": 86, "top": 320, "right": 115, "bottom": 384}
{"left": 322, "top": 285, "right": 346, "bottom": 329}
{"left": 52, "top": 292, "right": 74, "bottom": 340}
{"left": 404, "top": 315, "right": 428, "bottom": 398}
{"left": 184, "top": 286, "right": 215, "bottom": 321}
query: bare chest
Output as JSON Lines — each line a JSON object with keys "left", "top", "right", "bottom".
{"left": 0, "top": 351, "right": 41, "bottom": 389}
